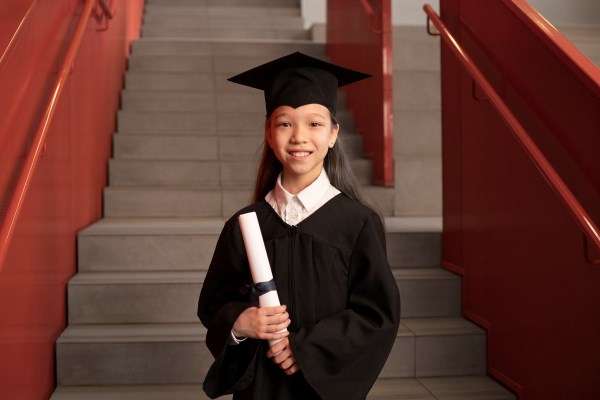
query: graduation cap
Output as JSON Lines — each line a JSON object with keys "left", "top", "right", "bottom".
{"left": 226, "top": 51, "right": 372, "bottom": 118}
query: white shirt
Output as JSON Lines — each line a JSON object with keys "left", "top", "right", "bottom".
{"left": 229, "top": 167, "right": 341, "bottom": 344}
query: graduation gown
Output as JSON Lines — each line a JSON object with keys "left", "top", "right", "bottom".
{"left": 197, "top": 192, "right": 401, "bottom": 400}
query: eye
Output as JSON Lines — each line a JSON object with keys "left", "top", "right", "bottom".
{"left": 310, "top": 121, "right": 324, "bottom": 127}
{"left": 277, "top": 122, "right": 291, "bottom": 128}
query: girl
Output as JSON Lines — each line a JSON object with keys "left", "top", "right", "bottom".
{"left": 197, "top": 51, "right": 401, "bottom": 400}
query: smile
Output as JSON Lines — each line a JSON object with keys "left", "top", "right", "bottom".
{"left": 288, "top": 151, "right": 312, "bottom": 159}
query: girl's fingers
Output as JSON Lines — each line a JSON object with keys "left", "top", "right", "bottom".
{"left": 265, "top": 312, "right": 289, "bottom": 324}
{"left": 267, "top": 339, "right": 288, "bottom": 357}
{"left": 260, "top": 305, "right": 287, "bottom": 316}
{"left": 273, "top": 348, "right": 292, "bottom": 364}
{"left": 284, "top": 364, "right": 298, "bottom": 375}
{"left": 280, "top": 357, "right": 295, "bottom": 370}
{"left": 266, "top": 319, "right": 290, "bottom": 332}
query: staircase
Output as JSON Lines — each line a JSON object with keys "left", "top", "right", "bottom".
{"left": 393, "top": 26, "right": 442, "bottom": 217}
{"left": 560, "top": 24, "right": 600, "bottom": 66}
{"left": 51, "top": 1, "right": 514, "bottom": 399}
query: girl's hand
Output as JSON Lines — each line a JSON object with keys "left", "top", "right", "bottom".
{"left": 232, "top": 305, "right": 291, "bottom": 341}
{"left": 266, "top": 336, "right": 299, "bottom": 375}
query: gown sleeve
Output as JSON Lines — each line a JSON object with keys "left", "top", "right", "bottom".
{"left": 288, "top": 211, "right": 401, "bottom": 400}
{"left": 197, "top": 216, "right": 261, "bottom": 398}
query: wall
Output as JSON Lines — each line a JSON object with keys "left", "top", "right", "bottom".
{"left": 0, "top": 1, "right": 143, "bottom": 398}
{"left": 440, "top": 0, "right": 600, "bottom": 397}
{"left": 301, "top": 0, "right": 600, "bottom": 27}
{"left": 528, "top": 0, "right": 600, "bottom": 26}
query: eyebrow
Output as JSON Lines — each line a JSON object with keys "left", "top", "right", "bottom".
{"left": 273, "top": 112, "right": 327, "bottom": 119}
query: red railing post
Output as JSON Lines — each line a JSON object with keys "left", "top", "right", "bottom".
{"left": 327, "top": 0, "right": 394, "bottom": 186}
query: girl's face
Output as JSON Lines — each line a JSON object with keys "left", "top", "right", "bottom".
{"left": 265, "top": 103, "right": 339, "bottom": 183}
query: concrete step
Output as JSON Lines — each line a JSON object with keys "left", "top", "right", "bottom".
{"left": 116, "top": 110, "right": 355, "bottom": 134}
{"left": 393, "top": 70, "right": 441, "bottom": 111}
{"left": 142, "top": 14, "right": 304, "bottom": 30}
{"left": 146, "top": 0, "right": 299, "bottom": 7}
{"left": 125, "top": 72, "right": 216, "bottom": 91}
{"left": 120, "top": 90, "right": 349, "bottom": 113}
{"left": 103, "top": 183, "right": 390, "bottom": 218}
{"left": 559, "top": 25, "right": 600, "bottom": 43}
{"left": 394, "top": 155, "right": 442, "bottom": 217}
{"left": 123, "top": 71, "right": 350, "bottom": 104}
{"left": 66, "top": 267, "right": 459, "bottom": 324}
{"left": 126, "top": 70, "right": 335, "bottom": 93}
{"left": 393, "top": 26, "right": 440, "bottom": 71}
{"left": 112, "top": 133, "right": 363, "bottom": 160}
{"left": 50, "top": 375, "right": 515, "bottom": 399}
{"left": 574, "top": 42, "right": 600, "bottom": 65}
{"left": 77, "top": 217, "right": 441, "bottom": 272}
{"left": 144, "top": 5, "right": 301, "bottom": 18}
{"left": 107, "top": 158, "right": 373, "bottom": 187}
{"left": 128, "top": 52, "right": 323, "bottom": 74}
{"left": 131, "top": 38, "right": 324, "bottom": 57}
{"left": 394, "top": 110, "right": 441, "bottom": 157}
{"left": 118, "top": 90, "right": 289, "bottom": 113}
{"left": 55, "top": 317, "right": 485, "bottom": 385}
{"left": 141, "top": 27, "right": 310, "bottom": 41}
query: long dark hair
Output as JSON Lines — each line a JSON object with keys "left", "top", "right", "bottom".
{"left": 252, "top": 113, "right": 385, "bottom": 233}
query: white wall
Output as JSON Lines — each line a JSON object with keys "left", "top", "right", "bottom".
{"left": 393, "top": 0, "right": 439, "bottom": 26}
{"left": 300, "top": 0, "right": 600, "bottom": 28}
{"left": 299, "top": 0, "right": 441, "bottom": 27}
{"left": 527, "top": 0, "right": 600, "bottom": 26}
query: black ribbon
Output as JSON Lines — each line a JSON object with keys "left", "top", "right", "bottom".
{"left": 251, "top": 279, "right": 277, "bottom": 296}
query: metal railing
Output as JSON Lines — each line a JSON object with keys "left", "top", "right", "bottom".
{"left": 0, "top": 0, "right": 115, "bottom": 271}
{"left": 424, "top": 3, "right": 600, "bottom": 261}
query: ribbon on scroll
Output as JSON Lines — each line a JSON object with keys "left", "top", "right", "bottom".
{"left": 238, "top": 211, "right": 288, "bottom": 346}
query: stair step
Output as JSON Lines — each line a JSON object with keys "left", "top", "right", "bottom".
{"left": 66, "top": 267, "right": 459, "bottom": 324}
{"left": 393, "top": 26, "right": 441, "bottom": 72}
{"left": 127, "top": 70, "right": 346, "bottom": 94}
{"left": 141, "top": 27, "right": 310, "bottom": 40}
{"left": 50, "top": 375, "right": 515, "bottom": 399}
{"left": 120, "top": 90, "right": 348, "bottom": 113}
{"left": 77, "top": 217, "right": 440, "bottom": 271}
{"left": 395, "top": 155, "right": 442, "bottom": 216}
{"left": 146, "top": 0, "right": 300, "bottom": 7}
{"left": 125, "top": 72, "right": 216, "bottom": 91}
{"left": 107, "top": 158, "right": 373, "bottom": 187}
{"left": 144, "top": 5, "right": 301, "bottom": 18}
{"left": 393, "top": 70, "right": 441, "bottom": 111}
{"left": 103, "top": 182, "right": 390, "bottom": 219}
{"left": 142, "top": 14, "right": 304, "bottom": 30}
{"left": 116, "top": 110, "right": 355, "bottom": 134}
{"left": 131, "top": 38, "right": 324, "bottom": 57}
{"left": 112, "top": 133, "right": 363, "bottom": 161}
{"left": 128, "top": 52, "right": 326, "bottom": 73}
{"left": 394, "top": 109, "right": 442, "bottom": 156}
{"left": 55, "top": 317, "right": 484, "bottom": 385}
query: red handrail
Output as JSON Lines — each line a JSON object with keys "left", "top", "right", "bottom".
{"left": 327, "top": 0, "right": 393, "bottom": 186}
{"left": 0, "top": 0, "right": 113, "bottom": 272}
{"left": 500, "top": 0, "right": 600, "bottom": 96}
{"left": 423, "top": 4, "right": 600, "bottom": 256}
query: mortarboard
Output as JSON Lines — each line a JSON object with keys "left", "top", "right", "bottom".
{"left": 226, "top": 51, "right": 372, "bottom": 118}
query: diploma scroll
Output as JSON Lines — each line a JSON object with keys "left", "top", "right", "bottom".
{"left": 238, "top": 211, "right": 287, "bottom": 346}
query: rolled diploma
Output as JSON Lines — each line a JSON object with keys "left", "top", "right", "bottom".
{"left": 238, "top": 211, "right": 287, "bottom": 346}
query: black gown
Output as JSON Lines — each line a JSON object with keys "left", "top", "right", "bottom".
{"left": 197, "top": 191, "right": 401, "bottom": 400}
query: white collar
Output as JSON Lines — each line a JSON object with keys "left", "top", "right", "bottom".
{"left": 273, "top": 168, "right": 332, "bottom": 213}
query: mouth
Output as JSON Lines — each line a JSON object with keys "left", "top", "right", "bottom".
{"left": 287, "top": 151, "right": 313, "bottom": 159}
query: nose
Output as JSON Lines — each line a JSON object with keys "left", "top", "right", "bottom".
{"left": 290, "top": 124, "right": 308, "bottom": 143}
